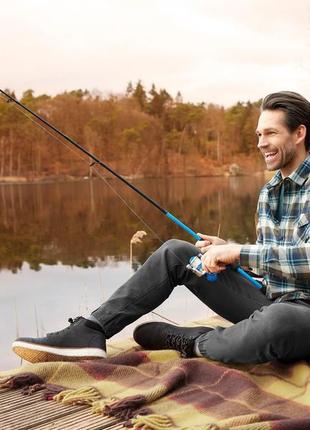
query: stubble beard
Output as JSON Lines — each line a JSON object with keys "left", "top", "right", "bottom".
{"left": 265, "top": 147, "right": 295, "bottom": 172}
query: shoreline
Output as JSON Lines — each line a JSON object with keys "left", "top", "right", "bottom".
{"left": 0, "top": 171, "right": 267, "bottom": 185}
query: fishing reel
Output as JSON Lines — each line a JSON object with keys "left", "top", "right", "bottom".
{"left": 186, "top": 253, "right": 218, "bottom": 281}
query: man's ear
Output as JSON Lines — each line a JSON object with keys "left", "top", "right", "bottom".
{"left": 295, "top": 124, "right": 307, "bottom": 146}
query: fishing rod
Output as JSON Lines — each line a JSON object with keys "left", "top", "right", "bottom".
{"left": 0, "top": 89, "right": 262, "bottom": 289}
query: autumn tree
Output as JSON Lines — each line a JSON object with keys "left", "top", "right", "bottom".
{"left": 132, "top": 80, "right": 147, "bottom": 111}
{"left": 0, "top": 84, "right": 264, "bottom": 179}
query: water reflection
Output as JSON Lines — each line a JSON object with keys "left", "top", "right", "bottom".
{"left": 0, "top": 176, "right": 264, "bottom": 271}
{"left": 0, "top": 176, "right": 265, "bottom": 369}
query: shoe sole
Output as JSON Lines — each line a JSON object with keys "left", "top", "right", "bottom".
{"left": 12, "top": 341, "right": 107, "bottom": 363}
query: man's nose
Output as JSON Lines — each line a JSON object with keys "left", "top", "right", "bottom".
{"left": 257, "top": 136, "right": 268, "bottom": 148}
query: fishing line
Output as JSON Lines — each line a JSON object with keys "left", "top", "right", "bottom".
{"left": 0, "top": 93, "right": 197, "bottom": 255}
{"left": 0, "top": 92, "right": 206, "bottom": 267}
{"left": 0, "top": 94, "right": 184, "bottom": 323}
{"left": 0, "top": 90, "right": 263, "bottom": 291}
{"left": 0, "top": 94, "right": 164, "bottom": 244}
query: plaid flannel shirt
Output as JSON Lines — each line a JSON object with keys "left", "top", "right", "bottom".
{"left": 240, "top": 154, "right": 310, "bottom": 301}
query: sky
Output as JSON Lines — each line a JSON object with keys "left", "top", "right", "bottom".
{"left": 1, "top": 0, "right": 310, "bottom": 106}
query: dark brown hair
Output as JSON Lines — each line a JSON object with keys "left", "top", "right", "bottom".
{"left": 261, "top": 91, "right": 310, "bottom": 151}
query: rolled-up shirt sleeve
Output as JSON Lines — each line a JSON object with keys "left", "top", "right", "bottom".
{"left": 240, "top": 244, "right": 310, "bottom": 281}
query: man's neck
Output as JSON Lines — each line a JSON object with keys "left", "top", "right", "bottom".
{"left": 280, "top": 150, "right": 309, "bottom": 178}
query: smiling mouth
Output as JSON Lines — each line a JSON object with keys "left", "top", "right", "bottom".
{"left": 264, "top": 151, "right": 278, "bottom": 161}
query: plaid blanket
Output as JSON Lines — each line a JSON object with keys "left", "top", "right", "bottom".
{"left": 1, "top": 316, "right": 310, "bottom": 430}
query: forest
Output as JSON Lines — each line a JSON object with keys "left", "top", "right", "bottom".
{"left": 0, "top": 82, "right": 264, "bottom": 180}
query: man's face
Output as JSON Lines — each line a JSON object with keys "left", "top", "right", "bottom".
{"left": 256, "top": 109, "right": 299, "bottom": 174}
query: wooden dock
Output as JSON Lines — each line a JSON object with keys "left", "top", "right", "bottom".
{"left": 0, "top": 387, "right": 126, "bottom": 430}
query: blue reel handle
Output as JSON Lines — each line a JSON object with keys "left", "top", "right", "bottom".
{"left": 206, "top": 272, "right": 218, "bottom": 281}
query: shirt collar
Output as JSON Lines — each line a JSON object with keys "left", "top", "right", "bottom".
{"left": 266, "top": 153, "right": 310, "bottom": 189}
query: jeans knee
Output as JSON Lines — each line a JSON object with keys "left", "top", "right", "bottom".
{"left": 259, "top": 304, "right": 298, "bottom": 359}
{"left": 161, "top": 239, "right": 197, "bottom": 259}
{"left": 262, "top": 304, "right": 293, "bottom": 333}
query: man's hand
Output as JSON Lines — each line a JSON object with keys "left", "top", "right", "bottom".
{"left": 201, "top": 244, "right": 242, "bottom": 273}
{"left": 195, "top": 233, "right": 227, "bottom": 254}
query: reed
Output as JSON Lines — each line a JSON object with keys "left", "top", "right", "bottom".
{"left": 129, "top": 230, "right": 147, "bottom": 269}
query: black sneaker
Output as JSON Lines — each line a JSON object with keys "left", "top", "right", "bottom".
{"left": 12, "top": 317, "right": 107, "bottom": 363}
{"left": 133, "top": 322, "right": 212, "bottom": 358}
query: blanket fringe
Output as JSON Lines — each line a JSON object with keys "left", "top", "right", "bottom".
{"left": 104, "top": 395, "right": 146, "bottom": 420}
{"left": 92, "top": 395, "right": 147, "bottom": 420}
{"left": 54, "top": 386, "right": 101, "bottom": 406}
{"left": 21, "top": 383, "right": 46, "bottom": 395}
{"left": 0, "top": 373, "right": 43, "bottom": 389}
{"left": 92, "top": 397, "right": 118, "bottom": 414}
{"left": 43, "top": 384, "right": 65, "bottom": 400}
{"left": 131, "top": 414, "right": 174, "bottom": 429}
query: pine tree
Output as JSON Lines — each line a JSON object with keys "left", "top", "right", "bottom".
{"left": 126, "top": 81, "right": 134, "bottom": 96}
{"left": 133, "top": 80, "right": 147, "bottom": 111}
{"left": 175, "top": 91, "right": 183, "bottom": 103}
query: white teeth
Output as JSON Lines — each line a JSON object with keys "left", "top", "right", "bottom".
{"left": 265, "top": 152, "right": 277, "bottom": 158}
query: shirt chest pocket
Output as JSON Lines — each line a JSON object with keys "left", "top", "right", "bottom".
{"left": 291, "top": 213, "right": 310, "bottom": 244}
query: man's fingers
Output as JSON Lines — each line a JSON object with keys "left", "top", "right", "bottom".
{"left": 197, "top": 233, "right": 227, "bottom": 246}
{"left": 201, "top": 243, "right": 241, "bottom": 272}
{"left": 194, "top": 243, "right": 212, "bottom": 255}
{"left": 203, "top": 262, "right": 225, "bottom": 273}
{"left": 197, "top": 233, "right": 213, "bottom": 242}
{"left": 195, "top": 239, "right": 211, "bottom": 248}
{"left": 201, "top": 250, "right": 227, "bottom": 273}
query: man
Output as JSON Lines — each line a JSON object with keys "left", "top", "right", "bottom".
{"left": 13, "top": 91, "right": 310, "bottom": 364}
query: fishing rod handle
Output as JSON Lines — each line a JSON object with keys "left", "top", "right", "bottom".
{"left": 236, "top": 267, "right": 262, "bottom": 289}
{"left": 165, "top": 212, "right": 263, "bottom": 289}
{"left": 165, "top": 212, "right": 218, "bottom": 281}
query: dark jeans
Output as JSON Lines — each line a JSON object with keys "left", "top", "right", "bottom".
{"left": 92, "top": 239, "right": 310, "bottom": 363}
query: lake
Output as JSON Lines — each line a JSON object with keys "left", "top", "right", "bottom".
{"left": 0, "top": 175, "right": 266, "bottom": 369}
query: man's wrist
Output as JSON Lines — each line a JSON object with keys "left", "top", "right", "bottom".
{"left": 233, "top": 244, "right": 242, "bottom": 264}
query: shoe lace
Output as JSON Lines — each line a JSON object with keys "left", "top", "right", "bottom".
{"left": 166, "top": 333, "right": 194, "bottom": 358}
{"left": 47, "top": 316, "right": 83, "bottom": 337}
{"left": 68, "top": 316, "right": 83, "bottom": 325}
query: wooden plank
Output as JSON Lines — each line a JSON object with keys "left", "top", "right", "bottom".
{"left": 0, "top": 388, "right": 12, "bottom": 395}
{"left": 0, "top": 390, "right": 43, "bottom": 413}
{"left": 1, "top": 400, "right": 86, "bottom": 430}
{"left": 31, "top": 409, "right": 123, "bottom": 430}
{"left": 0, "top": 389, "right": 126, "bottom": 430}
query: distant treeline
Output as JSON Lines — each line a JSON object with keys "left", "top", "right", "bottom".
{"left": 0, "top": 82, "right": 263, "bottom": 179}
